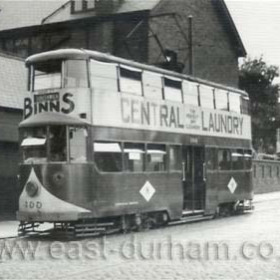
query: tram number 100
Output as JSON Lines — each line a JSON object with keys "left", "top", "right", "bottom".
{"left": 25, "top": 201, "right": 43, "bottom": 209}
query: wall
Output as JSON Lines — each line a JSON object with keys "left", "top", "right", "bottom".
{"left": 149, "top": 0, "right": 240, "bottom": 87}
{"left": 0, "top": 142, "right": 20, "bottom": 217}
{"left": 0, "top": 109, "right": 22, "bottom": 217}
{"left": 253, "top": 160, "right": 280, "bottom": 194}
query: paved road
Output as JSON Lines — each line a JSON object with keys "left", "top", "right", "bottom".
{"left": 1, "top": 197, "right": 280, "bottom": 280}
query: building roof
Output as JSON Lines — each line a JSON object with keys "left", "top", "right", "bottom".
{"left": 0, "top": 0, "right": 66, "bottom": 31}
{"left": 0, "top": 0, "right": 161, "bottom": 30}
{"left": 214, "top": 0, "right": 246, "bottom": 57}
{"left": 0, "top": 52, "right": 27, "bottom": 109}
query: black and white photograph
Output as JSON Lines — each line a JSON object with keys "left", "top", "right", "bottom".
{"left": 0, "top": 0, "right": 280, "bottom": 279}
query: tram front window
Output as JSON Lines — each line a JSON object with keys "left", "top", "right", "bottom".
{"left": 32, "top": 60, "right": 62, "bottom": 91}
{"left": 49, "top": 126, "right": 67, "bottom": 162}
{"left": 21, "top": 127, "right": 47, "bottom": 163}
{"left": 69, "top": 126, "right": 87, "bottom": 162}
{"left": 21, "top": 125, "right": 87, "bottom": 163}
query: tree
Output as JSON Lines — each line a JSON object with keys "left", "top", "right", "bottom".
{"left": 239, "top": 57, "right": 279, "bottom": 154}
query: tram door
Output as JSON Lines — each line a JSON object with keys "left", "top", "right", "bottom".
{"left": 182, "top": 146, "right": 206, "bottom": 211}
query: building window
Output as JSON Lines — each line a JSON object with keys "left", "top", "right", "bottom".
{"left": 87, "top": 0, "right": 96, "bottom": 10}
{"left": 71, "top": 0, "right": 95, "bottom": 14}
{"left": 14, "top": 38, "right": 29, "bottom": 58}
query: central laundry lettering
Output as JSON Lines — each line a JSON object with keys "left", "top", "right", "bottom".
{"left": 121, "top": 97, "right": 244, "bottom": 136}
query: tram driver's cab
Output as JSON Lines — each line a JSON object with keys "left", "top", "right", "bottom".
{"left": 20, "top": 124, "right": 88, "bottom": 164}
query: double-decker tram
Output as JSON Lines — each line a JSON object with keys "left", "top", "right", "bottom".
{"left": 17, "top": 49, "right": 253, "bottom": 237}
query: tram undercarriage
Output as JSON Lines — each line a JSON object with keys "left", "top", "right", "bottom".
{"left": 18, "top": 200, "right": 253, "bottom": 238}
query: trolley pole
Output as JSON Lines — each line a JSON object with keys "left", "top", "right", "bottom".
{"left": 188, "top": 15, "right": 193, "bottom": 75}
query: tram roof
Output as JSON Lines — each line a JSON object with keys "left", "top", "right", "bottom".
{"left": 26, "top": 48, "right": 248, "bottom": 97}
{"left": 19, "top": 112, "right": 89, "bottom": 127}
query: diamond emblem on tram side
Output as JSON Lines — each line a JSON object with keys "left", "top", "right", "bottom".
{"left": 140, "top": 181, "right": 156, "bottom": 202}
{"left": 228, "top": 177, "right": 238, "bottom": 194}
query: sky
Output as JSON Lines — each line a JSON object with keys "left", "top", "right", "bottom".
{"left": 225, "top": 0, "right": 280, "bottom": 70}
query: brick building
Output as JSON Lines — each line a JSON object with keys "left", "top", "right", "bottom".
{"left": 0, "top": 0, "right": 245, "bottom": 87}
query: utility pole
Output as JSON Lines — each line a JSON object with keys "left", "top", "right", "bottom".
{"left": 188, "top": 15, "right": 193, "bottom": 75}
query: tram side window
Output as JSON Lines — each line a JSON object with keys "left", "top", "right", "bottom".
{"left": 119, "top": 65, "right": 142, "bottom": 96}
{"left": 244, "top": 150, "right": 252, "bottom": 170}
{"left": 183, "top": 81, "right": 199, "bottom": 106}
{"left": 32, "top": 60, "right": 62, "bottom": 91}
{"left": 94, "top": 142, "right": 122, "bottom": 172}
{"left": 229, "top": 92, "right": 241, "bottom": 113}
{"left": 69, "top": 126, "right": 87, "bottom": 162}
{"left": 218, "top": 149, "right": 231, "bottom": 170}
{"left": 206, "top": 148, "right": 217, "bottom": 170}
{"left": 21, "top": 127, "right": 47, "bottom": 164}
{"left": 143, "top": 71, "right": 162, "bottom": 99}
{"left": 90, "top": 59, "right": 118, "bottom": 91}
{"left": 169, "top": 145, "right": 181, "bottom": 171}
{"left": 65, "top": 60, "right": 88, "bottom": 88}
{"left": 146, "top": 144, "right": 167, "bottom": 172}
{"left": 199, "top": 85, "right": 214, "bottom": 109}
{"left": 164, "top": 77, "right": 182, "bottom": 102}
{"left": 215, "top": 89, "right": 229, "bottom": 111}
{"left": 124, "top": 143, "right": 145, "bottom": 172}
{"left": 241, "top": 96, "right": 250, "bottom": 115}
{"left": 231, "top": 149, "right": 244, "bottom": 170}
{"left": 184, "top": 149, "right": 192, "bottom": 177}
{"left": 49, "top": 126, "right": 67, "bottom": 162}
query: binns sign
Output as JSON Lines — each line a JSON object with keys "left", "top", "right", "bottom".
{"left": 23, "top": 92, "right": 75, "bottom": 119}
{"left": 23, "top": 89, "right": 91, "bottom": 121}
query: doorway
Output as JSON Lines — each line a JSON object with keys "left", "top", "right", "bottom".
{"left": 182, "top": 146, "right": 206, "bottom": 211}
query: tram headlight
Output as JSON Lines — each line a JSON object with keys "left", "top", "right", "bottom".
{"left": 26, "top": 181, "right": 39, "bottom": 197}
{"left": 52, "top": 171, "right": 65, "bottom": 186}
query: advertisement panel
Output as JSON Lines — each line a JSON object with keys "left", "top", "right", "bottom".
{"left": 92, "top": 92, "right": 251, "bottom": 140}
